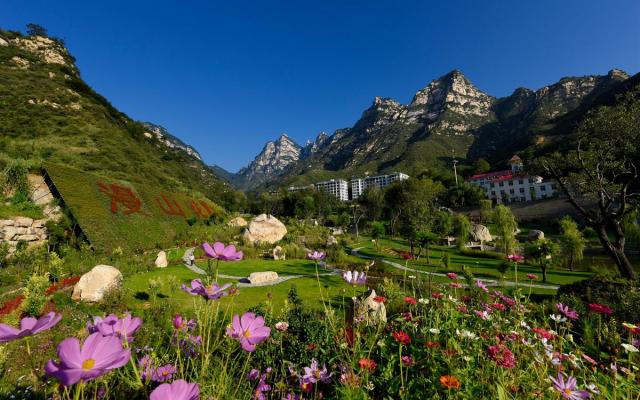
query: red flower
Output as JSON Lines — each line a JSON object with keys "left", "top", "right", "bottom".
{"left": 426, "top": 341, "right": 440, "bottom": 348}
{"left": 404, "top": 297, "right": 417, "bottom": 305}
{"left": 442, "top": 349, "right": 457, "bottom": 357}
{"left": 487, "top": 344, "right": 516, "bottom": 369}
{"left": 457, "top": 305, "right": 468, "bottom": 313}
{"left": 491, "top": 303, "right": 506, "bottom": 312}
{"left": 588, "top": 303, "right": 613, "bottom": 315}
{"left": 307, "top": 343, "right": 317, "bottom": 350}
{"left": 432, "top": 292, "right": 443, "bottom": 299}
{"left": 399, "top": 251, "right": 413, "bottom": 260}
{"left": 401, "top": 312, "right": 413, "bottom": 321}
{"left": 0, "top": 295, "right": 24, "bottom": 317}
{"left": 440, "top": 375, "right": 461, "bottom": 389}
{"left": 446, "top": 272, "right": 458, "bottom": 280}
{"left": 401, "top": 355, "right": 414, "bottom": 366}
{"left": 532, "top": 327, "right": 555, "bottom": 340}
{"left": 373, "top": 296, "right": 386, "bottom": 303}
{"left": 345, "top": 328, "right": 354, "bottom": 347}
{"left": 392, "top": 331, "right": 411, "bottom": 345}
{"left": 358, "top": 358, "right": 377, "bottom": 372}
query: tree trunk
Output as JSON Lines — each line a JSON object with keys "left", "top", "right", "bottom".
{"left": 597, "top": 226, "right": 636, "bottom": 279}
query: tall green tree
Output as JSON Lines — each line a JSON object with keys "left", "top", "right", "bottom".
{"left": 493, "top": 204, "right": 518, "bottom": 256}
{"left": 558, "top": 216, "right": 586, "bottom": 271}
{"left": 370, "top": 221, "right": 385, "bottom": 251}
{"left": 541, "top": 91, "right": 640, "bottom": 279}
{"left": 26, "top": 23, "right": 47, "bottom": 37}
{"left": 525, "top": 239, "right": 558, "bottom": 283}
{"left": 453, "top": 213, "right": 472, "bottom": 247}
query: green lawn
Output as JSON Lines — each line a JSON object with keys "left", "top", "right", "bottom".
{"left": 349, "top": 237, "right": 593, "bottom": 286}
{"left": 124, "top": 258, "right": 358, "bottom": 313}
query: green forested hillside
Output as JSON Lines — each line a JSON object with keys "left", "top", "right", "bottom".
{"left": 0, "top": 29, "right": 236, "bottom": 206}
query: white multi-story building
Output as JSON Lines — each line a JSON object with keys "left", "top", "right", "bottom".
{"left": 287, "top": 184, "right": 314, "bottom": 193}
{"left": 468, "top": 155, "right": 558, "bottom": 204}
{"left": 314, "top": 179, "right": 349, "bottom": 201}
{"left": 350, "top": 172, "right": 410, "bottom": 200}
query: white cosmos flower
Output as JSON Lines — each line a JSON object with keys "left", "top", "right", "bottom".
{"left": 550, "top": 314, "right": 566, "bottom": 323}
{"left": 429, "top": 328, "right": 440, "bottom": 335}
{"left": 418, "top": 298, "right": 429, "bottom": 304}
{"left": 408, "top": 275, "right": 416, "bottom": 279}
{"left": 586, "top": 383, "right": 600, "bottom": 394}
{"left": 621, "top": 343, "right": 639, "bottom": 353}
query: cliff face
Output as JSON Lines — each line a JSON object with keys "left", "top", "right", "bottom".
{"left": 235, "top": 134, "right": 302, "bottom": 189}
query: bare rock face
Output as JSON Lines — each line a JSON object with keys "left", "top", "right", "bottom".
{"left": 236, "top": 134, "right": 302, "bottom": 189}
{"left": 248, "top": 271, "right": 279, "bottom": 284}
{"left": 471, "top": 224, "right": 493, "bottom": 242}
{"left": 155, "top": 251, "right": 168, "bottom": 268}
{"left": 352, "top": 289, "right": 387, "bottom": 326}
{"left": 243, "top": 214, "right": 287, "bottom": 244}
{"left": 72, "top": 265, "right": 123, "bottom": 302}
{"left": 228, "top": 216, "right": 248, "bottom": 228}
{"left": 272, "top": 246, "right": 286, "bottom": 260}
{"left": 528, "top": 230, "right": 545, "bottom": 241}
{"left": 0, "top": 37, "right": 8, "bottom": 47}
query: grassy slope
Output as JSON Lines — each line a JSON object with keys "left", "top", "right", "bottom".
{"left": 0, "top": 31, "right": 233, "bottom": 205}
{"left": 45, "top": 163, "right": 224, "bottom": 252}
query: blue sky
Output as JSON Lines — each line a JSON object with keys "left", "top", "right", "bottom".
{"left": 3, "top": 0, "right": 639, "bottom": 172}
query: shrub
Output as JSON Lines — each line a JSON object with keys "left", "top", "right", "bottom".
{"left": 21, "top": 274, "right": 50, "bottom": 317}
{"left": 557, "top": 275, "right": 640, "bottom": 323}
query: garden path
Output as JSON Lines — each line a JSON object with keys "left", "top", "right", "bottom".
{"left": 182, "top": 248, "right": 337, "bottom": 287}
{"left": 351, "top": 247, "right": 560, "bottom": 291}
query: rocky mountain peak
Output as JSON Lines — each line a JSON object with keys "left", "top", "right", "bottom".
{"left": 302, "top": 131, "right": 331, "bottom": 158}
{"left": 142, "top": 122, "right": 202, "bottom": 161}
{"left": 608, "top": 68, "right": 629, "bottom": 80}
{"left": 236, "top": 133, "right": 302, "bottom": 188}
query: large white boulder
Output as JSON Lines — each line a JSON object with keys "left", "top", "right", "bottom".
{"left": 471, "top": 224, "right": 493, "bottom": 242}
{"left": 72, "top": 265, "right": 123, "bottom": 302}
{"left": 243, "top": 214, "right": 287, "bottom": 244}
{"left": 155, "top": 251, "right": 168, "bottom": 268}
{"left": 353, "top": 289, "right": 387, "bottom": 326}
{"left": 248, "top": 271, "right": 279, "bottom": 284}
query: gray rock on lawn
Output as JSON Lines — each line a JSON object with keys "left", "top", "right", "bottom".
{"left": 528, "top": 230, "right": 545, "bottom": 241}
{"left": 228, "top": 216, "right": 248, "bottom": 228}
{"left": 273, "top": 246, "right": 286, "bottom": 260}
{"left": 155, "top": 250, "right": 168, "bottom": 268}
{"left": 471, "top": 224, "right": 493, "bottom": 242}
{"left": 352, "top": 289, "right": 387, "bottom": 326}
{"left": 326, "top": 235, "right": 338, "bottom": 246}
{"left": 243, "top": 214, "right": 287, "bottom": 244}
{"left": 72, "top": 265, "right": 123, "bottom": 302}
{"left": 248, "top": 271, "right": 279, "bottom": 284}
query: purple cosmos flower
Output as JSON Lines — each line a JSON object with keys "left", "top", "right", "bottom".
{"left": 302, "top": 358, "right": 332, "bottom": 384}
{"left": 0, "top": 312, "right": 61, "bottom": 343}
{"left": 173, "top": 315, "right": 196, "bottom": 331}
{"left": 153, "top": 364, "right": 177, "bottom": 383}
{"left": 549, "top": 373, "right": 590, "bottom": 399}
{"left": 248, "top": 367, "right": 272, "bottom": 400}
{"left": 307, "top": 251, "right": 325, "bottom": 261}
{"left": 227, "top": 312, "right": 271, "bottom": 352}
{"left": 556, "top": 303, "right": 580, "bottom": 320}
{"left": 475, "top": 279, "right": 488, "bottom": 293}
{"left": 342, "top": 271, "right": 366, "bottom": 285}
{"left": 45, "top": 332, "right": 131, "bottom": 386}
{"left": 202, "top": 241, "right": 243, "bottom": 261}
{"left": 150, "top": 379, "right": 200, "bottom": 400}
{"left": 87, "top": 313, "right": 142, "bottom": 342}
{"left": 139, "top": 355, "right": 154, "bottom": 382}
{"left": 181, "top": 279, "right": 231, "bottom": 300}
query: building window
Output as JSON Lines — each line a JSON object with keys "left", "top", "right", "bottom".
{"left": 499, "top": 182, "right": 504, "bottom": 187}
{"left": 518, "top": 179, "right": 524, "bottom": 185}
{"left": 519, "top": 188, "right": 525, "bottom": 193}
{"left": 508, "top": 180, "right": 513, "bottom": 186}
{"left": 509, "top": 189, "right": 515, "bottom": 194}
{"left": 541, "top": 186, "right": 546, "bottom": 191}
{"left": 520, "top": 197, "right": 526, "bottom": 202}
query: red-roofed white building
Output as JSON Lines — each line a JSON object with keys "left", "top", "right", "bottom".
{"left": 467, "top": 156, "right": 557, "bottom": 204}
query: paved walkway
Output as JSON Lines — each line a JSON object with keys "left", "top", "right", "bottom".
{"left": 182, "top": 248, "right": 338, "bottom": 287}
{"left": 351, "top": 247, "right": 559, "bottom": 291}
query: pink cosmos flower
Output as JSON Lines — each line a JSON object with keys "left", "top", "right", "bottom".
{"left": 87, "top": 313, "right": 141, "bottom": 342}
{"left": 556, "top": 303, "right": 579, "bottom": 320}
{"left": 507, "top": 254, "right": 524, "bottom": 263}
{"left": 342, "top": 271, "right": 366, "bottom": 285}
{"left": 150, "top": 379, "right": 200, "bottom": 400}
{"left": 449, "top": 282, "right": 463, "bottom": 289}
{"left": 302, "top": 359, "right": 332, "bottom": 384}
{"left": 588, "top": 303, "right": 613, "bottom": 315}
{"left": 182, "top": 279, "right": 231, "bottom": 300}
{"left": 0, "top": 312, "right": 61, "bottom": 343}
{"left": 476, "top": 279, "right": 488, "bottom": 293}
{"left": 526, "top": 274, "right": 538, "bottom": 280}
{"left": 202, "top": 241, "right": 243, "bottom": 261}
{"left": 307, "top": 251, "right": 325, "bottom": 261}
{"left": 549, "top": 373, "right": 590, "bottom": 399}
{"left": 582, "top": 354, "right": 597, "bottom": 366}
{"left": 227, "top": 312, "right": 271, "bottom": 352}
{"left": 401, "top": 355, "right": 414, "bottom": 366}
{"left": 446, "top": 272, "right": 458, "bottom": 280}
{"left": 152, "top": 364, "right": 177, "bottom": 383}
{"left": 173, "top": 315, "right": 196, "bottom": 331}
{"left": 487, "top": 344, "right": 515, "bottom": 369}
{"left": 275, "top": 321, "right": 289, "bottom": 332}
{"left": 45, "top": 332, "right": 131, "bottom": 386}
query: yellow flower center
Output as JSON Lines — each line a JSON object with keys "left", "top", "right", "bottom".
{"left": 243, "top": 329, "right": 251, "bottom": 338}
{"left": 82, "top": 358, "right": 95, "bottom": 371}
{"left": 564, "top": 389, "right": 572, "bottom": 395}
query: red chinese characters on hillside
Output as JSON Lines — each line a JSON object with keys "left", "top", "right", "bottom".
{"left": 98, "top": 181, "right": 149, "bottom": 216}
{"left": 97, "top": 182, "right": 214, "bottom": 220}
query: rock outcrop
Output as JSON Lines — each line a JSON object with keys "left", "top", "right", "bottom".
{"left": 228, "top": 216, "right": 248, "bottom": 228}
{"left": 243, "top": 214, "right": 287, "bottom": 244}
{"left": 235, "top": 134, "right": 302, "bottom": 189}
{"left": 470, "top": 224, "right": 493, "bottom": 243}
{"left": 155, "top": 251, "right": 168, "bottom": 268}
{"left": 72, "top": 265, "right": 123, "bottom": 302}
{"left": 351, "top": 289, "right": 387, "bottom": 326}
{"left": 248, "top": 271, "right": 279, "bottom": 284}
